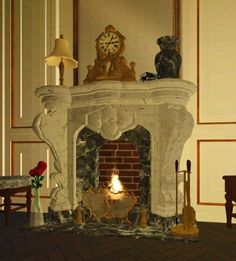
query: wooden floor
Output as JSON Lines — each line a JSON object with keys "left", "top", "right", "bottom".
{"left": 1, "top": 213, "right": 236, "bottom": 261}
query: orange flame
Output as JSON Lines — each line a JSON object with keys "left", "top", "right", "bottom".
{"left": 109, "top": 172, "right": 123, "bottom": 194}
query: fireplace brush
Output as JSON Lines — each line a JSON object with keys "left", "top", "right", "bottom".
{"left": 175, "top": 160, "right": 179, "bottom": 224}
{"left": 172, "top": 159, "right": 199, "bottom": 237}
{"left": 174, "top": 159, "right": 192, "bottom": 225}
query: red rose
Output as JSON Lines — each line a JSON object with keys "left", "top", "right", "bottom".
{"left": 29, "top": 161, "right": 47, "bottom": 177}
{"left": 36, "top": 161, "right": 47, "bottom": 176}
{"left": 29, "top": 161, "right": 47, "bottom": 189}
{"left": 36, "top": 167, "right": 45, "bottom": 176}
{"left": 37, "top": 161, "right": 47, "bottom": 171}
{"left": 29, "top": 168, "right": 37, "bottom": 177}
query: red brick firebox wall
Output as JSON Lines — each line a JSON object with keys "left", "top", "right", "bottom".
{"left": 99, "top": 141, "right": 140, "bottom": 202}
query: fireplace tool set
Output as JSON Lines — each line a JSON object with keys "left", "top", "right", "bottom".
{"left": 171, "top": 160, "right": 199, "bottom": 237}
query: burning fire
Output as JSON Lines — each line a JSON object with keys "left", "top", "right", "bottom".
{"left": 109, "top": 172, "right": 123, "bottom": 194}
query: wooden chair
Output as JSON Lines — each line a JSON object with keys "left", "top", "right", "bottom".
{"left": 223, "top": 176, "right": 236, "bottom": 228}
{"left": 0, "top": 177, "right": 31, "bottom": 226}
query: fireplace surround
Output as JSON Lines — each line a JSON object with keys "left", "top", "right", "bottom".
{"left": 33, "top": 79, "right": 196, "bottom": 219}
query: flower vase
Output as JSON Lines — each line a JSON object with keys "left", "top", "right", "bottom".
{"left": 30, "top": 188, "right": 44, "bottom": 227}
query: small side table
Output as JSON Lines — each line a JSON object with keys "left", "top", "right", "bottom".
{"left": 223, "top": 175, "right": 236, "bottom": 228}
{"left": 0, "top": 185, "right": 31, "bottom": 226}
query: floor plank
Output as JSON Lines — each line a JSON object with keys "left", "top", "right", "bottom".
{"left": 1, "top": 213, "right": 236, "bottom": 261}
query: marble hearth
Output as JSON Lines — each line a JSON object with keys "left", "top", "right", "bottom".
{"left": 33, "top": 79, "right": 196, "bottom": 217}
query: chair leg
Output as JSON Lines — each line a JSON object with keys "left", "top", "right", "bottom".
{"left": 4, "top": 195, "right": 11, "bottom": 226}
{"left": 225, "top": 193, "right": 233, "bottom": 228}
{"left": 26, "top": 189, "right": 31, "bottom": 220}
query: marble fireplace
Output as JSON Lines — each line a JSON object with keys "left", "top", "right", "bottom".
{"left": 32, "top": 79, "right": 196, "bottom": 219}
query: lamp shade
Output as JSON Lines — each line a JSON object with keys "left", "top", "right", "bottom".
{"left": 45, "top": 35, "right": 78, "bottom": 68}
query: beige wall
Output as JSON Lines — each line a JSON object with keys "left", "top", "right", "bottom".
{"left": 181, "top": 0, "right": 236, "bottom": 223}
{"left": 78, "top": 0, "right": 173, "bottom": 84}
{"left": 0, "top": 0, "right": 73, "bottom": 212}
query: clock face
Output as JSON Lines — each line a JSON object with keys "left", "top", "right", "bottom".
{"left": 98, "top": 32, "right": 121, "bottom": 55}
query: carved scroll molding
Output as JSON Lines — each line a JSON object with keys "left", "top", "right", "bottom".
{"left": 86, "top": 105, "right": 136, "bottom": 140}
{"left": 33, "top": 80, "right": 196, "bottom": 215}
{"left": 33, "top": 86, "right": 72, "bottom": 211}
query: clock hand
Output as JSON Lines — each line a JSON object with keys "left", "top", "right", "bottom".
{"left": 110, "top": 35, "right": 114, "bottom": 42}
{"left": 105, "top": 41, "right": 119, "bottom": 49}
{"left": 105, "top": 35, "right": 115, "bottom": 46}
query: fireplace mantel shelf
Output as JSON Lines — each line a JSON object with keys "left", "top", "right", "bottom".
{"left": 35, "top": 79, "right": 196, "bottom": 108}
{"left": 33, "top": 79, "right": 196, "bottom": 217}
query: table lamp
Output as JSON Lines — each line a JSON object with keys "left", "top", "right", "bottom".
{"left": 45, "top": 34, "right": 78, "bottom": 86}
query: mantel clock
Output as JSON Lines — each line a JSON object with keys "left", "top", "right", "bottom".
{"left": 84, "top": 25, "right": 136, "bottom": 83}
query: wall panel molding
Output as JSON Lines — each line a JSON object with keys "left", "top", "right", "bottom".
{"left": 1, "top": 0, "right": 6, "bottom": 174}
{"left": 197, "top": 0, "right": 236, "bottom": 124}
{"left": 73, "top": 0, "right": 79, "bottom": 86}
{"left": 11, "top": 141, "right": 50, "bottom": 199}
{"left": 197, "top": 139, "right": 236, "bottom": 206}
{"left": 173, "top": 0, "right": 180, "bottom": 39}
{"left": 10, "top": 0, "right": 53, "bottom": 128}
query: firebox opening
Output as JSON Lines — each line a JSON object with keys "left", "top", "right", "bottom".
{"left": 76, "top": 125, "right": 151, "bottom": 209}
{"left": 99, "top": 141, "right": 140, "bottom": 202}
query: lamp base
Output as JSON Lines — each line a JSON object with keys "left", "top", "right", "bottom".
{"left": 59, "top": 60, "right": 65, "bottom": 86}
